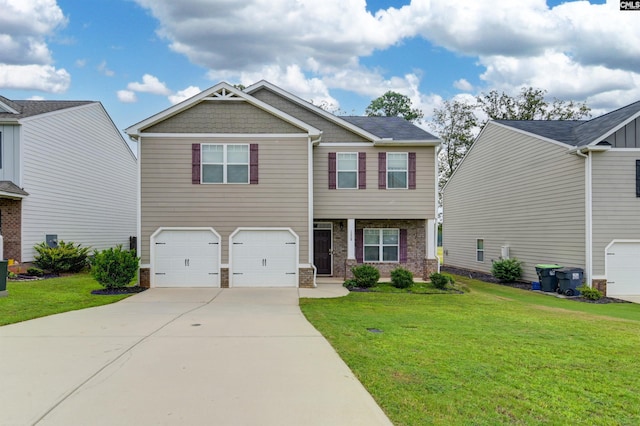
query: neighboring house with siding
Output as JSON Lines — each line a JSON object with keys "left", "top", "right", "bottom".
{"left": 443, "top": 100, "right": 640, "bottom": 297}
{"left": 125, "top": 81, "right": 440, "bottom": 288}
{"left": 0, "top": 96, "right": 137, "bottom": 264}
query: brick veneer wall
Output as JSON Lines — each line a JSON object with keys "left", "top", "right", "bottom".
{"left": 221, "top": 268, "right": 229, "bottom": 288}
{"left": 0, "top": 199, "right": 22, "bottom": 262}
{"left": 592, "top": 279, "right": 607, "bottom": 295}
{"left": 139, "top": 268, "right": 150, "bottom": 288}
{"left": 299, "top": 267, "right": 315, "bottom": 288}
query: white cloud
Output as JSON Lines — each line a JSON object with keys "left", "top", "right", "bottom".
{"left": 117, "top": 90, "right": 137, "bottom": 103}
{"left": 168, "top": 85, "right": 201, "bottom": 104}
{"left": 127, "top": 74, "right": 171, "bottom": 95}
{"left": 75, "top": 59, "right": 86, "bottom": 68}
{"left": 453, "top": 79, "right": 473, "bottom": 92}
{"left": 27, "top": 95, "right": 45, "bottom": 100}
{"left": 97, "top": 60, "right": 114, "bottom": 77}
{"left": 0, "top": 64, "right": 70, "bottom": 93}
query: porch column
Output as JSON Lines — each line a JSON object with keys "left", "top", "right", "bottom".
{"left": 347, "top": 218, "right": 356, "bottom": 259}
{"left": 427, "top": 219, "right": 437, "bottom": 259}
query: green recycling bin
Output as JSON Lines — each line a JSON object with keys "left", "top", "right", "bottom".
{"left": 535, "top": 264, "right": 562, "bottom": 292}
{"left": 0, "top": 260, "right": 8, "bottom": 296}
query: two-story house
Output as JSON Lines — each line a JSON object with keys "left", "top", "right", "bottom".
{"left": 125, "top": 81, "right": 440, "bottom": 288}
{"left": 443, "top": 100, "right": 640, "bottom": 298}
{"left": 0, "top": 96, "right": 137, "bottom": 264}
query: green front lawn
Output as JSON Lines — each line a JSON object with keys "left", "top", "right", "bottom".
{"left": 300, "top": 275, "right": 640, "bottom": 425}
{"left": 0, "top": 273, "right": 134, "bottom": 326}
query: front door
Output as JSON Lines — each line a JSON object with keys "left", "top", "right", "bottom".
{"left": 314, "top": 229, "right": 332, "bottom": 275}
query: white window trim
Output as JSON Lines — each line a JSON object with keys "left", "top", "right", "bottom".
{"left": 337, "top": 152, "right": 358, "bottom": 189}
{"left": 386, "top": 152, "right": 408, "bottom": 189}
{"left": 201, "top": 143, "right": 249, "bottom": 184}
{"left": 364, "top": 228, "right": 400, "bottom": 263}
{"left": 476, "top": 238, "right": 485, "bottom": 263}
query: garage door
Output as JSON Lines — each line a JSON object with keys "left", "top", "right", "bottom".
{"left": 153, "top": 229, "right": 220, "bottom": 287}
{"left": 231, "top": 229, "right": 298, "bottom": 287}
{"left": 606, "top": 241, "right": 640, "bottom": 296}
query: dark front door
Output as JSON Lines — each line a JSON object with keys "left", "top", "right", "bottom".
{"left": 314, "top": 229, "right": 332, "bottom": 275}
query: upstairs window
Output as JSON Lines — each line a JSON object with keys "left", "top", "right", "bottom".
{"left": 379, "top": 152, "right": 416, "bottom": 189}
{"left": 337, "top": 153, "right": 358, "bottom": 189}
{"left": 201, "top": 144, "right": 249, "bottom": 184}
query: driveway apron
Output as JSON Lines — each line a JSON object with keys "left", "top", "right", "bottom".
{"left": 0, "top": 288, "right": 391, "bottom": 426}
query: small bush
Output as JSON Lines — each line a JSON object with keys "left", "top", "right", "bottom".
{"left": 430, "top": 272, "right": 455, "bottom": 289}
{"left": 491, "top": 258, "right": 523, "bottom": 282}
{"left": 351, "top": 264, "right": 380, "bottom": 288}
{"left": 577, "top": 285, "right": 602, "bottom": 301}
{"left": 26, "top": 267, "right": 44, "bottom": 277}
{"left": 391, "top": 267, "right": 414, "bottom": 289}
{"left": 33, "top": 241, "right": 90, "bottom": 273}
{"left": 91, "top": 245, "right": 139, "bottom": 289}
{"left": 343, "top": 279, "right": 358, "bottom": 290}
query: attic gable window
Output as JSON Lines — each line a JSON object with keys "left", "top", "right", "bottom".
{"left": 203, "top": 144, "right": 248, "bottom": 183}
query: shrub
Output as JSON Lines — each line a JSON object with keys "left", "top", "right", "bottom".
{"left": 26, "top": 267, "right": 44, "bottom": 277}
{"left": 33, "top": 241, "right": 90, "bottom": 273}
{"left": 350, "top": 264, "right": 380, "bottom": 288}
{"left": 491, "top": 258, "right": 523, "bottom": 282}
{"left": 91, "top": 245, "right": 139, "bottom": 289}
{"left": 577, "top": 285, "right": 602, "bottom": 301}
{"left": 430, "top": 272, "right": 455, "bottom": 289}
{"left": 391, "top": 267, "right": 414, "bottom": 289}
{"left": 343, "top": 279, "right": 358, "bottom": 290}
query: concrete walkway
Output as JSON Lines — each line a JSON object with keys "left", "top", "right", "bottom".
{"left": 0, "top": 285, "right": 391, "bottom": 426}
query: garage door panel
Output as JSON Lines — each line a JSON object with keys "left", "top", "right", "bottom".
{"left": 606, "top": 242, "right": 640, "bottom": 296}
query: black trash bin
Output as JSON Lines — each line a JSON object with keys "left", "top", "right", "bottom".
{"left": 0, "top": 260, "right": 8, "bottom": 296}
{"left": 535, "top": 264, "right": 562, "bottom": 292}
{"left": 555, "top": 267, "right": 584, "bottom": 296}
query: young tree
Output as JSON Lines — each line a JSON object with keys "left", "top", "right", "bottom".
{"left": 365, "top": 91, "right": 424, "bottom": 123}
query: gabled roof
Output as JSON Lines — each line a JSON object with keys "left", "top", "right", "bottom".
{"left": 125, "top": 82, "right": 321, "bottom": 138}
{"left": 341, "top": 116, "right": 439, "bottom": 141}
{"left": 495, "top": 100, "right": 640, "bottom": 148}
{"left": 0, "top": 181, "right": 29, "bottom": 199}
{"left": 0, "top": 96, "right": 94, "bottom": 120}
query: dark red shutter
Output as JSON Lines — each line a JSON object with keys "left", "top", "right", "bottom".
{"left": 328, "top": 152, "right": 337, "bottom": 189}
{"left": 358, "top": 152, "right": 366, "bottom": 189}
{"left": 355, "top": 228, "right": 363, "bottom": 263}
{"left": 250, "top": 144, "right": 259, "bottom": 184}
{"left": 399, "top": 229, "right": 408, "bottom": 263}
{"left": 192, "top": 143, "right": 201, "bottom": 184}
{"left": 378, "top": 152, "right": 386, "bottom": 189}
{"left": 408, "top": 152, "right": 416, "bottom": 189}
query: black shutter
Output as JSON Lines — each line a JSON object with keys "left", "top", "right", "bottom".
{"left": 636, "top": 160, "right": 640, "bottom": 197}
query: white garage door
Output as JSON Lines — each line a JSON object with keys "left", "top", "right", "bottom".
{"left": 153, "top": 229, "right": 220, "bottom": 287}
{"left": 606, "top": 241, "right": 640, "bottom": 296}
{"left": 231, "top": 229, "right": 298, "bottom": 287}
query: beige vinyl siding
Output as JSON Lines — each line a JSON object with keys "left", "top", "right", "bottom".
{"left": 21, "top": 103, "right": 137, "bottom": 261}
{"left": 443, "top": 123, "right": 585, "bottom": 282}
{"left": 251, "top": 89, "right": 370, "bottom": 143}
{"left": 604, "top": 117, "right": 640, "bottom": 148}
{"left": 591, "top": 150, "right": 640, "bottom": 275}
{"left": 140, "top": 136, "right": 309, "bottom": 264}
{"left": 0, "top": 124, "right": 20, "bottom": 183}
{"left": 143, "top": 101, "right": 304, "bottom": 134}
{"left": 314, "top": 145, "right": 436, "bottom": 218}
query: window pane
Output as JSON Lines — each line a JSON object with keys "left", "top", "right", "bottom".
{"left": 202, "top": 164, "right": 223, "bottom": 183}
{"left": 202, "top": 145, "right": 223, "bottom": 163}
{"left": 337, "top": 153, "right": 357, "bottom": 170}
{"left": 388, "top": 171, "right": 407, "bottom": 188}
{"left": 227, "top": 145, "right": 248, "bottom": 163}
{"left": 337, "top": 171, "right": 357, "bottom": 188}
{"left": 383, "top": 246, "right": 398, "bottom": 261}
{"left": 477, "top": 251, "right": 484, "bottom": 262}
{"left": 364, "top": 246, "right": 379, "bottom": 262}
{"left": 387, "top": 153, "right": 407, "bottom": 170}
{"left": 364, "top": 229, "right": 380, "bottom": 244}
{"left": 382, "top": 229, "right": 398, "bottom": 244}
{"left": 477, "top": 239, "right": 484, "bottom": 250}
{"left": 227, "top": 165, "right": 248, "bottom": 183}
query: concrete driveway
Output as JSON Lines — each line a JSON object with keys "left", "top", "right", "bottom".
{"left": 0, "top": 287, "right": 391, "bottom": 426}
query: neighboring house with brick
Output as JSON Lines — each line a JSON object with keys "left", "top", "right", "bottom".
{"left": 125, "top": 81, "right": 441, "bottom": 288}
{"left": 443, "top": 100, "right": 640, "bottom": 297}
{"left": 0, "top": 96, "right": 137, "bottom": 264}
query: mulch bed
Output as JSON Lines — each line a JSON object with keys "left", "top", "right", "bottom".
{"left": 441, "top": 265, "right": 628, "bottom": 304}
{"left": 91, "top": 286, "right": 147, "bottom": 295}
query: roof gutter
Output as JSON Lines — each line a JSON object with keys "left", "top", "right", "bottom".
{"left": 373, "top": 140, "right": 441, "bottom": 147}
{"left": 568, "top": 145, "right": 611, "bottom": 155}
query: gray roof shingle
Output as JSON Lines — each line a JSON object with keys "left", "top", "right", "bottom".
{"left": 0, "top": 96, "right": 94, "bottom": 119}
{"left": 341, "top": 116, "right": 439, "bottom": 141}
{"left": 0, "top": 181, "right": 28, "bottom": 197}
{"left": 495, "top": 100, "right": 640, "bottom": 147}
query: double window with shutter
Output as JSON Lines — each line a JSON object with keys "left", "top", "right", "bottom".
{"left": 329, "top": 151, "right": 416, "bottom": 190}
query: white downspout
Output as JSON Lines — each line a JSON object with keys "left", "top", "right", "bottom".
{"left": 309, "top": 134, "right": 321, "bottom": 287}
{"left": 575, "top": 148, "right": 592, "bottom": 287}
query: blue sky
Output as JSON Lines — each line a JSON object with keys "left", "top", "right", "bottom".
{"left": 1, "top": 0, "right": 636, "bottom": 140}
